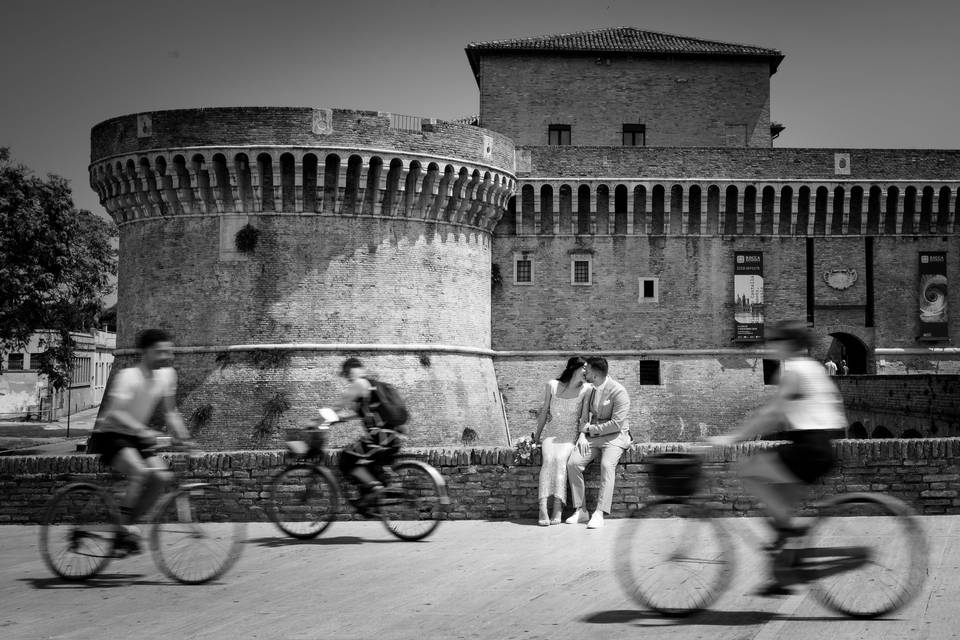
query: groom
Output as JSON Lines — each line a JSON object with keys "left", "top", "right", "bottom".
{"left": 565, "top": 356, "right": 631, "bottom": 529}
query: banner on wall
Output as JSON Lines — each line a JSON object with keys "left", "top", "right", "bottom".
{"left": 919, "top": 252, "right": 948, "bottom": 341}
{"left": 734, "top": 251, "right": 764, "bottom": 341}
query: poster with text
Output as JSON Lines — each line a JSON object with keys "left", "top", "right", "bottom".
{"left": 919, "top": 252, "right": 948, "bottom": 340}
{"left": 734, "top": 251, "right": 764, "bottom": 341}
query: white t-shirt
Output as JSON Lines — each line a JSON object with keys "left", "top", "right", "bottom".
{"left": 95, "top": 366, "right": 177, "bottom": 436}
{"left": 779, "top": 357, "right": 846, "bottom": 432}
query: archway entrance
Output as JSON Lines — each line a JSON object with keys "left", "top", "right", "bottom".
{"left": 827, "top": 332, "right": 869, "bottom": 374}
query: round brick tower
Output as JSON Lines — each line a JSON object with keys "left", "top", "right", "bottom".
{"left": 89, "top": 107, "right": 516, "bottom": 448}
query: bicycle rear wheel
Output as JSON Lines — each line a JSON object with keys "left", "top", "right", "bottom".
{"left": 39, "top": 483, "right": 118, "bottom": 581}
{"left": 614, "top": 498, "right": 734, "bottom": 617}
{"left": 805, "top": 492, "right": 928, "bottom": 618}
{"left": 379, "top": 460, "right": 448, "bottom": 541}
{"left": 150, "top": 483, "right": 246, "bottom": 584}
{"left": 266, "top": 464, "right": 339, "bottom": 539}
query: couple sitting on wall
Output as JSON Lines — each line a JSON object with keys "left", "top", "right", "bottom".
{"left": 533, "top": 356, "right": 631, "bottom": 529}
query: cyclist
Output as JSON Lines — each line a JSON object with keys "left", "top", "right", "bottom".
{"left": 711, "top": 319, "right": 846, "bottom": 595}
{"left": 327, "top": 357, "right": 403, "bottom": 515}
{"left": 87, "top": 328, "right": 193, "bottom": 555}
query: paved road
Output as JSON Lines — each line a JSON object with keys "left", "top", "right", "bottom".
{"left": 2, "top": 516, "right": 957, "bottom": 640}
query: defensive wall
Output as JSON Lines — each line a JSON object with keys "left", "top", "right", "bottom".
{"left": 4, "top": 439, "right": 960, "bottom": 523}
{"left": 89, "top": 107, "right": 517, "bottom": 449}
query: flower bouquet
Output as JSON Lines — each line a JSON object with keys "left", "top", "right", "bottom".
{"left": 513, "top": 435, "right": 540, "bottom": 465}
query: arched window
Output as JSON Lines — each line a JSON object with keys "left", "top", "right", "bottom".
{"left": 559, "top": 185, "right": 573, "bottom": 234}
{"left": 235, "top": 153, "right": 254, "bottom": 213}
{"left": 614, "top": 185, "right": 628, "bottom": 234}
{"left": 795, "top": 186, "right": 811, "bottom": 235}
{"left": 866, "top": 186, "right": 882, "bottom": 234}
{"left": 322, "top": 154, "right": 340, "bottom": 213}
{"left": 280, "top": 153, "right": 296, "bottom": 212}
{"left": 848, "top": 186, "right": 863, "bottom": 234}
{"left": 540, "top": 184, "right": 555, "bottom": 234}
{"left": 778, "top": 186, "right": 793, "bottom": 235}
{"left": 651, "top": 184, "right": 666, "bottom": 235}
{"left": 723, "top": 185, "right": 738, "bottom": 235}
{"left": 302, "top": 154, "right": 318, "bottom": 212}
{"left": 813, "top": 186, "right": 828, "bottom": 235}
{"left": 688, "top": 185, "right": 702, "bottom": 235}
{"left": 884, "top": 187, "right": 899, "bottom": 234}
{"left": 363, "top": 156, "right": 383, "bottom": 215}
{"left": 706, "top": 185, "right": 720, "bottom": 235}
{"left": 577, "top": 185, "right": 591, "bottom": 234}
{"left": 596, "top": 185, "right": 610, "bottom": 234}
{"left": 902, "top": 186, "right": 917, "bottom": 235}
{"left": 760, "top": 186, "right": 775, "bottom": 235}
{"left": 521, "top": 185, "right": 535, "bottom": 234}
{"left": 670, "top": 184, "right": 683, "bottom": 235}
{"left": 937, "top": 186, "right": 952, "bottom": 233}
{"left": 633, "top": 185, "right": 647, "bottom": 235}
{"left": 832, "top": 187, "right": 845, "bottom": 235}
{"left": 257, "top": 153, "right": 275, "bottom": 212}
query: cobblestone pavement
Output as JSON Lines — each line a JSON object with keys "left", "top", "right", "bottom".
{"left": 1, "top": 517, "right": 956, "bottom": 640}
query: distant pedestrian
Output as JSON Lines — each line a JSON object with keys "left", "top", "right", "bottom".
{"left": 824, "top": 359, "right": 837, "bottom": 376}
{"left": 838, "top": 360, "right": 848, "bottom": 376}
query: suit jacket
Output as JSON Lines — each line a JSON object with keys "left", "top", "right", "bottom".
{"left": 581, "top": 376, "right": 632, "bottom": 448}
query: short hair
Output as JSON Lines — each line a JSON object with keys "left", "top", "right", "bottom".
{"left": 136, "top": 328, "right": 171, "bottom": 350}
{"left": 585, "top": 356, "right": 609, "bottom": 376}
{"left": 340, "top": 357, "right": 364, "bottom": 378}
{"left": 767, "top": 320, "right": 813, "bottom": 352}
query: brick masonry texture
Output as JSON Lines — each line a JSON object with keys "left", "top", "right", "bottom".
{"left": 836, "top": 375, "right": 960, "bottom": 438}
{"left": 521, "top": 146, "right": 960, "bottom": 179}
{"left": 5, "top": 439, "right": 960, "bottom": 523}
{"left": 479, "top": 54, "right": 772, "bottom": 148}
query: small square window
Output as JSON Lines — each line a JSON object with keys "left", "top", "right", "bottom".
{"left": 6, "top": 353, "right": 24, "bottom": 370}
{"left": 623, "top": 123, "right": 646, "bottom": 146}
{"left": 514, "top": 255, "right": 533, "bottom": 285}
{"left": 29, "top": 352, "right": 46, "bottom": 370}
{"left": 571, "top": 257, "right": 592, "bottom": 285}
{"left": 639, "top": 277, "right": 659, "bottom": 303}
{"left": 638, "top": 360, "right": 661, "bottom": 385}
{"left": 762, "top": 359, "right": 780, "bottom": 385}
{"left": 548, "top": 124, "right": 571, "bottom": 146}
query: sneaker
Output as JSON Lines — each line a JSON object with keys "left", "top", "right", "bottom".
{"left": 564, "top": 508, "right": 590, "bottom": 524}
{"left": 113, "top": 529, "right": 142, "bottom": 558}
{"left": 586, "top": 511, "right": 605, "bottom": 529}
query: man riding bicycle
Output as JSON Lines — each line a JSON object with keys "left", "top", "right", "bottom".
{"left": 327, "top": 357, "right": 404, "bottom": 515}
{"left": 712, "top": 320, "right": 846, "bottom": 595}
{"left": 87, "top": 328, "right": 193, "bottom": 555}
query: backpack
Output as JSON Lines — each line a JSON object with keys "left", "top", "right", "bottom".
{"left": 365, "top": 377, "right": 409, "bottom": 432}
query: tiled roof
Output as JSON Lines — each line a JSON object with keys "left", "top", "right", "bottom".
{"left": 465, "top": 27, "right": 783, "bottom": 77}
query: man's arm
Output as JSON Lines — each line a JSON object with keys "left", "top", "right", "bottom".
{"left": 161, "top": 393, "right": 191, "bottom": 442}
{"left": 584, "top": 386, "right": 630, "bottom": 436}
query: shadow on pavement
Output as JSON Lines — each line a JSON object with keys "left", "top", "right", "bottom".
{"left": 247, "top": 535, "right": 404, "bottom": 547}
{"left": 584, "top": 608, "right": 897, "bottom": 626}
{"left": 20, "top": 574, "right": 170, "bottom": 589}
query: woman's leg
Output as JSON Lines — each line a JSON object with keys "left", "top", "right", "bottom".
{"left": 551, "top": 442, "right": 575, "bottom": 521}
{"left": 538, "top": 438, "right": 558, "bottom": 523}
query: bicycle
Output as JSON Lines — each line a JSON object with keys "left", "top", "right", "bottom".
{"left": 39, "top": 438, "right": 246, "bottom": 584}
{"left": 265, "top": 420, "right": 450, "bottom": 542}
{"left": 614, "top": 447, "right": 929, "bottom": 619}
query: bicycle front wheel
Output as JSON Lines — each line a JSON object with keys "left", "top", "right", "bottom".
{"left": 150, "top": 484, "right": 246, "bottom": 584}
{"left": 39, "top": 483, "right": 118, "bottom": 581}
{"left": 266, "top": 464, "right": 339, "bottom": 539}
{"left": 614, "top": 498, "right": 734, "bottom": 617}
{"left": 805, "top": 492, "right": 928, "bottom": 618}
{"left": 379, "top": 460, "right": 448, "bottom": 541}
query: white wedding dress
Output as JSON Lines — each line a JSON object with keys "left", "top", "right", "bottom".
{"left": 539, "top": 380, "right": 587, "bottom": 503}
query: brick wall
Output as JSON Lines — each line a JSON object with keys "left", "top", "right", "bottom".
{"left": 521, "top": 146, "right": 960, "bottom": 180}
{"left": 836, "top": 375, "right": 960, "bottom": 438}
{"left": 4, "top": 439, "right": 960, "bottom": 523}
{"left": 479, "top": 54, "right": 772, "bottom": 147}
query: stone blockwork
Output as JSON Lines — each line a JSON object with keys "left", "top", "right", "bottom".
{"left": 4, "top": 440, "right": 960, "bottom": 523}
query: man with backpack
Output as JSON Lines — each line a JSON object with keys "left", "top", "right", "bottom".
{"left": 329, "top": 357, "right": 408, "bottom": 515}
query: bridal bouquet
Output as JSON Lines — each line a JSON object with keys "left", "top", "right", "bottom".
{"left": 513, "top": 435, "right": 539, "bottom": 465}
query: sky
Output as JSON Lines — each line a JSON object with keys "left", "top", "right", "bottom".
{"left": 2, "top": 0, "right": 959, "bottom": 219}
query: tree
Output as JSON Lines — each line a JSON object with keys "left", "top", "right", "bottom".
{"left": 0, "top": 147, "right": 117, "bottom": 389}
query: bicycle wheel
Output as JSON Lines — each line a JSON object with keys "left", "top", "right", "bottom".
{"left": 379, "top": 460, "right": 448, "bottom": 541}
{"left": 804, "top": 492, "right": 928, "bottom": 618}
{"left": 615, "top": 498, "right": 734, "bottom": 617}
{"left": 39, "top": 483, "right": 118, "bottom": 581}
{"left": 149, "top": 483, "right": 246, "bottom": 584}
{"left": 266, "top": 464, "right": 339, "bottom": 539}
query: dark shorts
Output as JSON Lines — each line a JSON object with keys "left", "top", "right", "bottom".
{"left": 776, "top": 430, "right": 836, "bottom": 484}
{"left": 87, "top": 432, "right": 158, "bottom": 466}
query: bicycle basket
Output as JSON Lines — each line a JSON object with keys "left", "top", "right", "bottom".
{"left": 284, "top": 427, "right": 327, "bottom": 456}
{"left": 647, "top": 452, "right": 703, "bottom": 497}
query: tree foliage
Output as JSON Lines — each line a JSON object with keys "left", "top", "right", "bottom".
{"left": 0, "top": 147, "right": 117, "bottom": 389}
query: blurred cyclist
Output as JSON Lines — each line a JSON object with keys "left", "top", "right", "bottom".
{"left": 712, "top": 320, "right": 846, "bottom": 595}
{"left": 87, "top": 328, "right": 193, "bottom": 555}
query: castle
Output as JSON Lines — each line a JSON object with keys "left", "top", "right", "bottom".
{"left": 88, "top": 28, "right": 959, "bottom": 448}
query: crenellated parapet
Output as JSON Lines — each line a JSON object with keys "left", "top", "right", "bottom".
{"left": 89, "top": 108, "right": 516, "bottom": 232}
